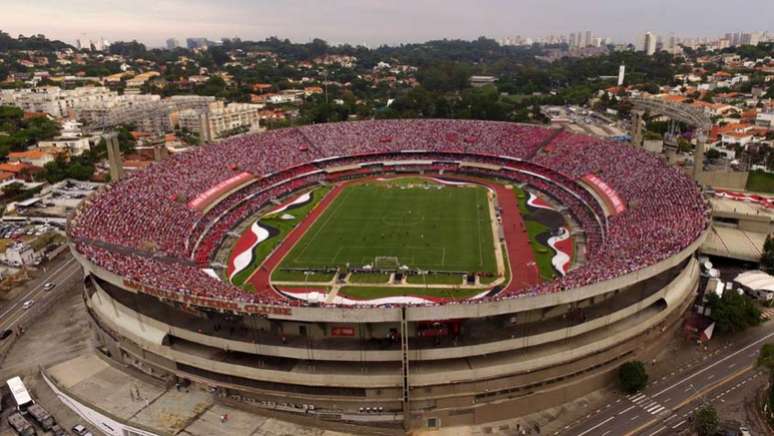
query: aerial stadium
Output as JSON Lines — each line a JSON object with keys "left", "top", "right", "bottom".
{"left": 68, "top": 119, "right": 710, "bottom": 431}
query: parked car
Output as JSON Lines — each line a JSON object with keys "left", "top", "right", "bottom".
{"left": 72, "top": 424, "right": 93, "bottom": 436}
{"left": 0, "top": 329, "right": 12, "bottom": 340}
{"left": 50, "top": 424, "right": 67, "bottom": 436}
{"left": 22, "top": 300, "right": 34, "bottom": 310}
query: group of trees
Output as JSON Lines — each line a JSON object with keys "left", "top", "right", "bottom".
{"left": 758, "top": 343, "right": 774, "bottom": 425}
{"left": 0, "top": 30, "right": 71, "bottom": 52}
{"left": 0, "top": 106, "right": 60, "bottom": 157}
{"left": 705, "top": 290, "right": 762, "bottom": 334}
{"left": 38, "top": 125, "right": 135, "bottom": 183}
{"left": 762, "top": 235, "right": 774, "bottom": 275}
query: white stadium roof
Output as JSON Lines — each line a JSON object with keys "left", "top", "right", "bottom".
{"left": 734, "top": 270, "right": 774, "bottom": 293}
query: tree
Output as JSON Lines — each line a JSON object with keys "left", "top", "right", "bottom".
{"left": 618, "top": 360, "right": 648, "bottom": 394}
{"left": 692, "top": 404, "right": 719, "bottom": 436}
{"left": 706, "top": 291, "right": 762, "bottom": 334}
{"left": 1, "top": 182, "right": 26, "bottom": 199}
{"left": 706, "top": 148, "right": 723, "bottom": 160}
{"left": 758, "top": 343, "right": 774, "bottom": 421}
{"left": 762, "top": 234, "right": 774, "bottom": 275}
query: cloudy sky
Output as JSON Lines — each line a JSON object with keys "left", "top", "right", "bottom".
{"left": 1, "top": 0, "right": 772, "bottom": 47}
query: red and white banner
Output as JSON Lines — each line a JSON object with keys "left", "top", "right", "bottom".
{"left": 188, "top": 172, "right": 255, "bottom": 211}
{"left": 714, "top": 189, "right": 774, "bottom": 209}
{"left": 582, "top": 173, "right": 626, "bottom": 214}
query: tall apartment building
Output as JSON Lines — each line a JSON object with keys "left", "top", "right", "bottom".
{"left": 78, "top": 94, "right": 216, "bottom": 133}
{"left": 642, "top": 32, "right": 657, "bottom": 55}
{"left": 0, "top": 86, "right": 114, "bottom": 118}
{"left": 186, "top": 37, "right": 209, "bottom": 50}
{"left": 166, "top": 38, "right": 180, "bottom": 50}
{"left": 177, "top": 102, "right": 262, "bottom": 142}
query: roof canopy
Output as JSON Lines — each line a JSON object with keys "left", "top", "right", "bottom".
{"left": 734, "top": 270, "right": 774, "bottom": 292}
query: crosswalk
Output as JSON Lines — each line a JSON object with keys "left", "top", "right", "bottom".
{"left": 626, "top": 392, "right": 669, "bottom": 416}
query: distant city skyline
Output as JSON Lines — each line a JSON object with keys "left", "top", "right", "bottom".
{"left": 1, "top": 0, "right": 773, "bottom": 48}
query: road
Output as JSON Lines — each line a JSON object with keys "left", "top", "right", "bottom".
{"left": 0, "top": 252, "right": 81, "bottom": 333}
{"left": 555, "top": 323, "right": 774, "bottom": 436}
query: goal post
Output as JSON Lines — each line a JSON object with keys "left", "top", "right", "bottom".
{"left": 374, "top": 256, "right": 400, "bottom": 270}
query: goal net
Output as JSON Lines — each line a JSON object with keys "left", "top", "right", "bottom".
{"left": 374, "top": 256, "right": 400, "bottom": 270}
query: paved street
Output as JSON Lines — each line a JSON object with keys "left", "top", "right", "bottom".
{"left": 0, "top": 252, "right": 80, "bottom": 333}
{"left": 556, "top": 323, "right": 774, "bottom": 435}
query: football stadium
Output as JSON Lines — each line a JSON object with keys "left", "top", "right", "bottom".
{"left": 68, "top": 119, "right": 710, "bottom": 431}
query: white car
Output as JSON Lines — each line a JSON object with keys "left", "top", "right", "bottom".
{"left": 22, "top": 300, "right": 34, "bottom": 310}
{"left": 43, "top": 282, "right": 55, "bottom": 291}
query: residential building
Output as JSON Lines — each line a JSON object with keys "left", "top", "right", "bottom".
{"left": 186, "top": 37, "right": 209, "bottom": 50}
{"left": 470, "top": 75, "right": 498, "bottom": 87}
{"left": 2, "top": 242, "right": 39, "bottom": 266}
{"left": 756, "top": 111, "right": 774, "bottom": 129}
{"left": 0, "top": 86, "right": 114, "bottom": 118}
{"left": 642, "top": 32, "right": 657, "bottom": 55}
{"left": 166, "top": 38, "right": 180, "bottom": 50}
{"left": 177, "top": 102, "right": 262, "bottom": 142}
{"left": 7, "top": 150, "right": 56, "bottom": 167}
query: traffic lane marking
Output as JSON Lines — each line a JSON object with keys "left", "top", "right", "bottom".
{"left": 652, "top": 329, "right": 774, "bottom": 398}
{"left": 0, "top": 262, "right": 82, "bottom": 330}
{"left": 575, "top": 416, "right": 615, "bottom": 436}
{"left": 0, "top": 256, "right": 77, "bottom": 320}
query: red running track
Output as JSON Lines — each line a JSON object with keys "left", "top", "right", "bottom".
{"left": 438, "top": 175, "right": 541, "bottom": 293}
{"left": 245, "top": 184, "right": 345, "bottom": 294}
{"left": 489, "top": 183, "right": 541, "bottom": 292}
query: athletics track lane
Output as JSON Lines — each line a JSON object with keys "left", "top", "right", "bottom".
{"left": 245, "top": 184, "right": 345, "bottom": 294}
{"left": 489, "top": 182, "right": 541, "bottom": 292}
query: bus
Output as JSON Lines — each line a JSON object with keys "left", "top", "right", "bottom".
{"left": 6, "top": 376, "right": 34, "bottom": 414}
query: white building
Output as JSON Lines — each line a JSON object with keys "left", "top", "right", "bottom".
{"left": 2, "top": 243, "right": 39, "bottom": 267}
{"left": 0, "top": 86, "right": 114, "bottom": 118}
{"left": 177, "top": 102, "right": 262, "bottom": 142}
{"left": 756, "top": 112, "right": 774, "bottom": 129}
{"left": 642, "top": 32, "right": 657, "bottom": 55}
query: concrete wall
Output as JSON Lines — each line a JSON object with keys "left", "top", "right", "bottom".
{"left": 86, "top": 259, "right": 696, "bottom": 365}
{"left": 698, "top": 171, "right": 749, "bottom": 190}
{"left": 85, "top": 258, "right": 697, "bottom": 390}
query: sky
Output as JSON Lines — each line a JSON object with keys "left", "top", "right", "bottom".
{"left": 1, "top": 0, "right": 772, "bottom": 48}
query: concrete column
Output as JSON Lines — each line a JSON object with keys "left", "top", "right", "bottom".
{"left": 106, "top": 132, "right": 124, "bottom": 181}
{"left": 153, "top": 144, "right": 168, "bottom": 162}
{"left": 693, "top": 130, "right": 706, "bottom": 182}
{"left": 630, "top": 110, "right": 644, "bottom": 147}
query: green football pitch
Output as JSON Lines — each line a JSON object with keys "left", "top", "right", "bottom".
{"left": 274, "top": 180, "right": 498, "bottom": 276}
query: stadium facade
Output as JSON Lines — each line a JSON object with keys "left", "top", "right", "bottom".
{"left": 69, "top": 120, "right": 709, "bottom": 431}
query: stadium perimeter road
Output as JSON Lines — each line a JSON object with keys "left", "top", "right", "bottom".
{"left": 556, "top": 322, "right": 774, "bottom": 436}
{"left": 0, "top": 252, "right": 81, "bottom": 333}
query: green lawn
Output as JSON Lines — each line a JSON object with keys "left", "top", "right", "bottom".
{"left": 514, "top": 186, "right": 557, "bottom": 281}
{"left": 339, "top": 286, "right": 483, "bottom": 300}
{"left": 746, "top": 170, "right": 774, "bottom": 194}
{"left": 230, "top": 186, "right": 330, "bottom": 286}
{"left": 276, "top": 180, "right": 498, "bottom": 275}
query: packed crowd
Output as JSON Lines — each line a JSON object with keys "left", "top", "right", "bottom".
{"left": 69, "top": 120, "right": 709, "bottom": 308}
